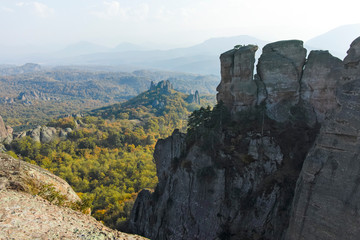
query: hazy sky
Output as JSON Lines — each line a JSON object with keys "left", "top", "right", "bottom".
{"left": 0, "top": 0, "right": 359, "bottom": 48}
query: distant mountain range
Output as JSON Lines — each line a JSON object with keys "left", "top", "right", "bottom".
{"left": 0, "top": 24, "right": 358, "bottom": 75}
{"left": 305, "top": 24, "right": 360, "bottom": 59}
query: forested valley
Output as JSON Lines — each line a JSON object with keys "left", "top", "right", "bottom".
{"left": 2, "top": 77, "right": 216, "bottom": 230}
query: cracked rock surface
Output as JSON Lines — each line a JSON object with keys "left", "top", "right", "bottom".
{"left": 0, "top": 189, "right": 147, "bottom": 240}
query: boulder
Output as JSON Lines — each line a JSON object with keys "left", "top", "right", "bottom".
{"left": 40, "top": 126, "right": 57, "bottom": 143}
{"left": 28, "top": 126, "right": 41, "bottom": 142}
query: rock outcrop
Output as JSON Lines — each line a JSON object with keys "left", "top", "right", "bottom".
{"left": 0, "top": 190, "right": 147, "bottom": 240}
{"left": 21, "top": 126, "right": 58, "bottom": 143}
{"left": 129, "top": 36, "right": 360, "bottom": 240}
{"left": 0, "top": 116, "right": 9, "bottom": 141}
{"left": 0, "top": 153, "right": 147, "bottom": 240}
{"left": 0, "top": 116, "right": 13, "bottom": 145}
{"left": 0, "top": 153, "right": 80, "bottom": 204}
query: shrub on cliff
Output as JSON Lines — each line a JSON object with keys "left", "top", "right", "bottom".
{"left": 186, "top": 101, "right": 231, "bottom": 151}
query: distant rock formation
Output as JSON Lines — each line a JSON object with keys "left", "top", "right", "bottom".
{"left": 149, "top": 80, "right": 173, "bottom": 94}
{"left": 1, "top": 90, "right": 58, "bottom": 105}
{"left": 16, "top": 126, "right": 59, "bottom": 143}
{"left": 129, "top": 36, "right": 360, "bottom": 240}
{"left": 0, "top": 63, "right": 41, "bottom": 76}
{"left": 186, "top": 90, "right": 200, "bottom": 104}
{"left": 150, "top": 81, "right": 156, "bottom": 90}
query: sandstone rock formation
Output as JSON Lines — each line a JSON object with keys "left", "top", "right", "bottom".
{"left": 300, "top": 50, "right": 343, "bottom": 124}
{"left": 129, "top": 36, "right": 360, "bottom": 240}
{"left": 257, "top": 40, "right": 307, "bottom": 122}
{"left": 217, "top": 45, "right": 258, "bottom": 112}
{"left": 285, "top": 36, "right": 360, "bottom": 240}
{"left": 217, "top": 40, "right": 342, "bottom": 124}
{"left": 130, "top": 122, "right": 318, "bottom": 240}
{"left": 150, "top": 80, "right": 173, "bottom": 94}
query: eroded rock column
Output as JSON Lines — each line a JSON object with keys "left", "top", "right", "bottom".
{"left": 257, "top": 40, "right": 307, "bottom": 122}
{"left": 217, "top": 45, "right": 258, "bottom": 113}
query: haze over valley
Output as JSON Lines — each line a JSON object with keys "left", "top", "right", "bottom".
{"left": 1, "top": 0, "right": 360, "bottom": 239}
{"left": 1, "top": 24, "right": 360, "bottom": 75}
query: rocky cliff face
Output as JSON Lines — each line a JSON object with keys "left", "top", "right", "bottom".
{"left": 285, "top": 36, "right": 360, "bottom": 240}
{"left": 129, "top": 37, "right": 360, "bottom": 240}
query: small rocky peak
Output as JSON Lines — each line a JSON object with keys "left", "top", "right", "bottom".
{"left": 186, "top": 90, "right": 201, "bottom": 104}
{"left": 195, "top": 90, "right": 200, "bottom": 104}
{"left": 149, "top": 81, "right": 156, "bottom": 90}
